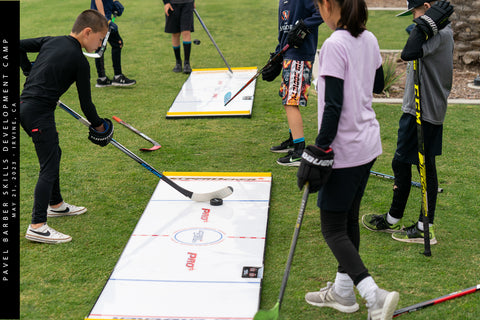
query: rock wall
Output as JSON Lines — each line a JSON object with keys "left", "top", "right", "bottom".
{"left": 451, "top": 0, "right": 480, "bottom": 65}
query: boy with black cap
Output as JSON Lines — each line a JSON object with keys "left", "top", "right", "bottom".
{"left": 362, "top": 1, "right": 454, "bottom": 245}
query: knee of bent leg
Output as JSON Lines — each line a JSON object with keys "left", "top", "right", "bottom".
{"left": 391, "top": 159, "right": 412, "bottom": 190}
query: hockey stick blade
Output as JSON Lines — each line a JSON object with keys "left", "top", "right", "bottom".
{"left": 58, "top": 101, "right": 234, "bottom": 202}
{"left": 112, "top": 116, "right": 161, "bottom": 152}
{"left": 393, "top": 284, "right": 480, "bottom": 317}
{"left": 224, "top": 44, "right": 290, "bottom": 106}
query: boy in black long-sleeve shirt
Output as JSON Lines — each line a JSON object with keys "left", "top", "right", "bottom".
{"left": 20, "top": 9, "right": 114, "bottom": 244}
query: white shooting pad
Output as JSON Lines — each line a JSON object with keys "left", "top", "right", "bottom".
{"left": 86, "top": 172, "right": 272, "bottom": 320}
{"left": 166, "top": 67, "right": 257, "bottom": 118}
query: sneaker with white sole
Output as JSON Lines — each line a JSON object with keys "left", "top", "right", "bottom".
{"left": 305, "top": 282, "right": 359, "bottom": 313}
{"left": 270, "top": 138, "right": 294, "bottom": 153}
{"left": 362, "top": 213, "right": 403, "bottom": 233}
{"left": 276, "top": 150, "right": 302, "bottom": 167}
{"left": 96, "top": 76, "right": 112, "bottom": 88}
{"left": 47, "top": 202, "right": 87, "bottom": 217}
{"left": 112, "top": 74, "right": 136, "bottom": 86}
{"left": 367, "top": 288, "right": 399, "bottom": 320}
{"left": 392, "top": 223, "right": 437, "bottom": 245}
{"left": 25, "top": 223, "right": 72, "bottom": 244}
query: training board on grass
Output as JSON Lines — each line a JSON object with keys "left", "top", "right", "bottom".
{"left": 86, "top": 172, "right": 272, "bottom": 320}
{"left": 166, "top": 67, "right": 257, "bottom": 118}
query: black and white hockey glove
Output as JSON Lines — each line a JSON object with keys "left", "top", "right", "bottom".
{"left": 287, "top": 20, "right": 310, "bottom": 48}
{"left": 297, "top": 145, "right": 334, "bottom": 193}
{"left": 414, "top": 1, "right": 453, "bottom": 38}
{"left": 88, "top": 118, "right": 114, "bottom": 147}
{"left": 261, "top": 52, "right": 283, "bottom": 82}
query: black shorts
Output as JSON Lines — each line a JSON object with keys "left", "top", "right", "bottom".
{"left": 164, "top": 3, "right": 194, "bottom": 33}
{"left": 394, "top": 112, "right": 443, "bottom": 164}
{"left": 317, "top": 160, "right": 375, "bottom": 212}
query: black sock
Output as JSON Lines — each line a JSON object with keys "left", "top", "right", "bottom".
{"left": 173, "top": 46, "right": 181, "bottom": 64}
{"left": 183, "top": 41, "right": 191, "bottom": 63}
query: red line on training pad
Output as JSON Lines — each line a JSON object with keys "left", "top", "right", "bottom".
{"left": 228, "top": 236, "right": 265, "bottom": 239}
{"left": 132, "top": 234, "right": 169, "bottom": 237}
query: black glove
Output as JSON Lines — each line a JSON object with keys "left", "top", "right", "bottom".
{"left": 297, "top": 145, "right": 334, "bottom": 193}
{"left": 261, "top": 52, "right": 283, "bottom": 82}
{"left": 113, "top": 1, "right": 124, "bottom": 16}
{"left": 109, "top": 20, "right": 118, "bottom": 32}
{"left": 88, "top": 118, "right": 114, "bottom": 147}
{"left": 414, "top": 1, "right": 453, "bottom": 38}
{"left": 287, "top": 20, "right": 310, "bottom": 48}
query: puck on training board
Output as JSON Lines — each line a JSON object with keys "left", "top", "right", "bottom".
{"left": 210, "top": 198, "right": 223, "bottom": 206}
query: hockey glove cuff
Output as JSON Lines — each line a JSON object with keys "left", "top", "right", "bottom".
{"left": 261, "top": 52, "right": 283, "bottom": 82}
{"left": 297, "top": 145, "right": 334, "bottom": 193}
{"left": 414, "top": 1, "right": 453, "bottom": 38}
{"left": 88, "top": 118, "right": 114, "bottom": 147}
{"left": 287, "top": 19, "right": 310, "bottom": 48}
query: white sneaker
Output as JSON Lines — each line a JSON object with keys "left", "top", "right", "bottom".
{"left": 367, "top": 288, "right": 400, "bottom": 320}
{"left": 305, "top": 282, "right": 359, "bottom": 313}
{"left": 47, "top": 202, "right": 87, "bottom": 217}
{"left": 25, "top": 224, "right": 72, "bottom": 244}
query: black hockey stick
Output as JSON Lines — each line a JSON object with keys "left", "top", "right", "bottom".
{"left": 194, "top": 9, "right": 233, "bottom": 75}
{"left": 370, "top": 171, "right": 443, "bottom": 193}
{"left": 112, "top": 116, "right": 161, "bottom": 152}
{"left": 224, "top": 44, "right": 290, "bottom": 106}
{"left": 414, "top": 58, "right": 431, "bottom": 256}
{"left": 393, "top": 284, "right": 480, "bottom": 317}
{"left": 57, "top": 101, "right": 233, "bottom": 202}
{"left": 253, "top": 183, "right": 309, "bottom": 320}
{"left": 84, "top": 16, "right": 116, "bottom": 58}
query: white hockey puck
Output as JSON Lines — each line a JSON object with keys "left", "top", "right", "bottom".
{"left": 210, "top": 198, "right": 223, "bottom": 206}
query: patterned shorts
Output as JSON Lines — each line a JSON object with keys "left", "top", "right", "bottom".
{"left": 279, "top": 59, "right": 312, "bottom": 106}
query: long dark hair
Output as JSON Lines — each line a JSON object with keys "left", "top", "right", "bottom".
{"left": 317, "top": 0, "right": 368, "bottom": 37}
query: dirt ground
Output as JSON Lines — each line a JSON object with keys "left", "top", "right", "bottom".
{"left": 365, "top": 0, "right": 480, "bottom": 100}
{"left": 376, "top": 52, "right": 480, "bottom": 100}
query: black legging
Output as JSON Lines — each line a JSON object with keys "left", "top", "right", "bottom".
{"left": 95, "top": 29, "right": 123, "bottom": 77}
{"left": 318, "top": 160, "right": 374, "bottom": 286}
{"left": 20, "top": 101, "right": 63, "bottom": 224}
{"left": 389, "top": 157, "right": 438, "bottom": 224}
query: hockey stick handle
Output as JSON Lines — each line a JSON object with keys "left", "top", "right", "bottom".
{"left": 224, "top": 44, "right": 289, "bottom": 106}
{"left": 414, "top": 58, "right": 431, "bottom": 257}
{"left": 393, "top": 284, "right": 480, "bottom": 317}
{"left": 112, "top": 116, "right": 161, "bottom": 147}
{"left": 370, "top": 171, "right": 443, "bottom": 193}
{"left": 194, "top": 9, "right": 233, "bottom": 74}
{"left": 278, "top": 183, "right": 309, "bottom": 307}
{"left": 57, "top": 101, "right": 193, "bottom": 199}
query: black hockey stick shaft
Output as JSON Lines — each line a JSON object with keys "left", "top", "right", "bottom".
{"left": 414, "top": 59, "right": 431, "bottom": 256}
{"left": 194, "top": 9, "right": 233, "bottom": 74}
{"left": 278, "top": 183, "right": 309, "bottom": 307}
{"left": 57, "top": 101, "right": 233, "bottom": 201}
{"left": 393, "top": 284, "right": 480, "bottom": 317}
{"left": 224, "top": 44, "right": 290, "bottom": 106}
{"left": 369, "top": 171, "right": 443, "bottom": 193}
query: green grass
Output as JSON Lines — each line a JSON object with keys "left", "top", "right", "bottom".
{"left": 18, "top": 0, "right": 480, "bottom": 319}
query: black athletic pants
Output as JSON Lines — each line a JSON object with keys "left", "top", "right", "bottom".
{"left": 20, "top": 101, "right": 63, "bottom": 224}
{"left": 317, "top": 160, "right": 375, "bottom": 286}
{"left": 389, "top": 158, "right": 438, "bottom": 224}
{"left": 95, "top": 29, "right": 123, "bottom": 77}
